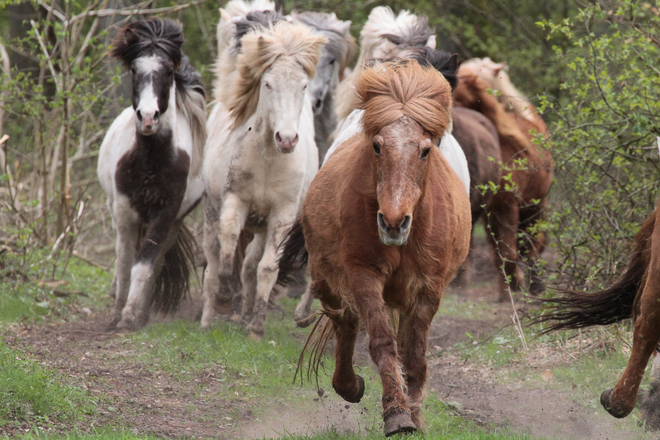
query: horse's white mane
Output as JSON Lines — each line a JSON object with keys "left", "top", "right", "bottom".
{"left": 212, "top": 0, "right": 277, "bottom": 103}
{"left": 461, "top": 57, "right": 536, "bottom": 123}
{"left": 176, "top": 86, "right": 207, "bottom": 177}
{"left": 336, "top": 7, "right": 435, "bottom": 121}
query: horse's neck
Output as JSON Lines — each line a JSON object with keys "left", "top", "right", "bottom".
{"left": 477, "top": 94, "right": 531, "bottom": 153}
{"left": 315, "top": 91, "right": 337, "bottom": 156}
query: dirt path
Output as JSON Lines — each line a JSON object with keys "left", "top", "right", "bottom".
{"left": 4, "top": 240, "right": 652, "bottom": 439}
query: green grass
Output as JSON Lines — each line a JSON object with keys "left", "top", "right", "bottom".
{"left": 0, "top": 340, "right": 95, "bottom": 428}
{"left": 0, "top": 246, "right": 113, "bottom": 324}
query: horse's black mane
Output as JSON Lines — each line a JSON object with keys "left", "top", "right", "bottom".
{"left": 233, "top": 10, "right": 286, "bottom": 49}
{"left": 176, "top": 55, "right": 205, "bottom": 99}
{"left": 382, "top": 17, "right": 434, "bottom": 49}
{"left": 406, "top": 48, "right": 459, "bottom": 90}
{"left": 111, "top": 19, "right": 185, "bottom": 68}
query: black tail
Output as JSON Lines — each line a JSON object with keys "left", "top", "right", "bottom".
{"left": 152, "top": 224, "right": 197, "bottom": 314}
{"left": 277, "top": 219, "right": 308, "bottom": 286}
{"left": 534, "top": 210, "right": 656, "bottom": 332}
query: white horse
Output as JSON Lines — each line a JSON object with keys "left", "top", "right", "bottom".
{"left": 293, "top": 12, "right": 355, "bottom": 161}
{"left": 201, "top": 21, "right": 325, "bottom": 338}
{"left": 335, "top": 7, "right": 435, "bottom": 122}
{"left": 98, "top": 19, "right": 206, "bottom": 330}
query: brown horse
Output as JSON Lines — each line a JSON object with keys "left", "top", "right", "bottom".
{"left": 536, "top": 202, "right": 660, "bottom": 423}
{"left": 278, "top": 62, "right": 471, "bottom": 436}
{"left": 453, "top": 66, "right": 553, "bottom": 300}
{"left": 451, "top": 107, "right": 501, "bottom": 287}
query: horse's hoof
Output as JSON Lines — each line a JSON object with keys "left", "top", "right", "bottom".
{"left": 247, "top": 327, "right": 263, "bottom": 341}
{"left": 229, "top": 313, "right": 242, "bottom": 323}
{"left": 295, "top": 314, "right": 317, "bottom": 328}
{"left": 384, "top": 411, "right": 416, "bottom": 437}
{"left": 335, "top": 375, "right": 365, "bottom": 403}
{"left": 106, "top": 319, "right": 119, "bottom": 332}
{"left": 601, "top": 388, "right": 633, "bottom": 418}
{"left": 116, "top": 318, "right": 135, "bottom": 331}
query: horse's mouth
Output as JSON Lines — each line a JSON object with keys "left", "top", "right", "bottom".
{"left": 378, "top": 229, "right": 410, "bottom": 246}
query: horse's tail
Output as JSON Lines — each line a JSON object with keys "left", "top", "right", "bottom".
{"left": 152, "top": 224, "right": 197, "bottom": 314}
{"left": 294, "top": 312, "right": 334, "bottom": 387}
{"left": 535, "top": 210, "right": 656, "bottom": 332}
{"left": 277, "top": 219, "right": 308, "bottom": 286}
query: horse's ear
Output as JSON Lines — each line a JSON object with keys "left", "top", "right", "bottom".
{"left": 123, "top": 28, "right": 138, "bottom": 46}
{"left": 425, "top": 35, "right": 436, "bottom": 49}
{"left": 448, "top": 54, "right": 459, "bottom": 74}
{"left": 493, "top": 62, "right": 506, "bottom": 74}
{"left": 335, "top": 20, "right": 351, "bottom": 36}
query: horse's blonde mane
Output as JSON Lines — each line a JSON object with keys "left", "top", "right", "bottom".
{"left": 461, "top": 57, "right": 536, "bottom": 123}
{"left": 337, "top": 7, "right": 435, "bottom": 121}
{"left": 357, "top": 62, "right": 451, "bottom": 139}
{"left": 456, "top": 66, "right": 530, "bottom": 153}
{"left": 212, "top": 0, "right": 276, "bottom": 103}
{"left": 228, "top": 22, "right": 326, "bottom": 127}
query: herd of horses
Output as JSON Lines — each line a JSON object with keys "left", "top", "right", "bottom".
{"left": 96, "top": 1, "right": 660, "bottom": 435}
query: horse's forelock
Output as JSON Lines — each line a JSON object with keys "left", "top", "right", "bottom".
{"left": 111, "top": 19, "right": 184, "bottom": 68}
{"left": 357, "top": 62, "right": 452, "bottom": 139}
{"left": 228, "top": 22, "right": 326, "bottom": 125}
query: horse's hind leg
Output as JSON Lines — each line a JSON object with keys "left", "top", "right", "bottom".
{"left": 485, "top": 193, "right": 523, "bottom": 301}
{"left": 202, "top": 200, "right": 221, "bottom": 328}
{"left": 518, "top": 200, "right": 548, "bottom": 295}
{"left": 240, "top": 232, "right": 266, "bottom": 322}
{"left": 602, "top": 250, "right": 660, "bottom": 418}
{"left": 294, "top": 285, "right": 316, "bottom": 327}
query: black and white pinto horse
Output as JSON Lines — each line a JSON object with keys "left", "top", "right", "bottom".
{"left": 98, "top": 19, "right": 207, "bottom": 330}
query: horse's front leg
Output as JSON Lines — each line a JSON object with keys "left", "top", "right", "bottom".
{"left": 602, "top": 257, "right": 660, "bottom": 418}
{"left": 202, "top": 194, "right": 248, "bottom": 329}
{"left": 118, "top": 210, "right": 178, "bottom": 330}
{"left": 350, "top": 271, "right": 416, "bottom": 436}
{"left": 398, "top": 287, "right": 442, "bottom": 431}
{"left": 109, "top": 198, "right": 139, "bottom": 330}
{"left": 245, "top": 209, "right": 296, "bottom": 339}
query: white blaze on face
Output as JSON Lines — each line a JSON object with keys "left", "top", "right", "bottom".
{"left": 135, "top": 55, "right": 162, "bottom": 133}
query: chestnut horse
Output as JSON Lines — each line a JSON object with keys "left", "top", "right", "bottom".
{"left": 536, "top": 202, "right": 660, "bottom": 423}
{"left": 453, "top": 66, "right": 553, "bottom": 299}
{"left": 278, "top": 62, "right": 471, "bottom": 435}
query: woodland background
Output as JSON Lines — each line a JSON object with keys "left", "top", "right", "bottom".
{"left": 0, "top": 0, "right": 659, "bottom": 291}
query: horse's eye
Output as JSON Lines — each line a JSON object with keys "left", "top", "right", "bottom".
{"left": 328, "top": 57, "right": 335, "bottom": 65}
{"left": 373, "top": 141, "right": 381, "bottom": 156}
{"left": 303, "top": 84, "right": 307, "bottom": 90}
{"left": 264, "top": 81, "right": 272, "bottom": 89}
{"left": 131, "top": 67, "right": 136, "bottom": 75}
{"left": 421, "top": 147, "right": 431, "bottom": 159}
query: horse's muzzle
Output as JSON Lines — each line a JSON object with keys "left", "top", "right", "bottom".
{"left": 377, "top": 212, "right": 411, "bottom": 246}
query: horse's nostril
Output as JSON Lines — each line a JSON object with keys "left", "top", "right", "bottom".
{"left": 136, "top": 110, "right": 142, "bottom": 121}
{"left": 315, "top": 99, "right": 322, "bottom": 109}
{"left": 378, "top": 213, "right": 387, "bottom": 231}
{"left": 154, "top": 110, "right": 160, "bottom": 120}
{"left": 291, "top": 134, "right": 299, "bottom": 147}
{"left": 275, "top": 132, "right": 282, "bottom": 143}
{"left": 401, "top": 215, "right": 411, "bottom": 232}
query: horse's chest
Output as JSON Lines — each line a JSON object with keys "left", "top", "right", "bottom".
{"left": 115, "top": 142, "right": 190, "bottom": 221}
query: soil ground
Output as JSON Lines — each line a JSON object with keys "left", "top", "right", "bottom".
{"left": 3, "top": 238, "right": 652, "bottom": 439}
